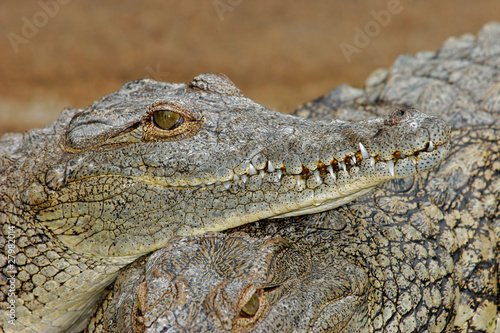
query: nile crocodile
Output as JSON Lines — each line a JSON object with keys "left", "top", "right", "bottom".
{"left": 87, "top": 22, "right": 500, "bottom": 332}
{"left": 0, "top": 72, "right": 449, "bottom": 331}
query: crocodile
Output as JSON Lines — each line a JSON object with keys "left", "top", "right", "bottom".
{"left": 0, "top": 69, "right": 449, "bottom": 332}
{"left": 86, "top": 22, "right": 500, "bottom": 332}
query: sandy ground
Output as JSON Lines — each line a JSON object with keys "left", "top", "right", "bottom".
{"left": 1, "top": 1, "right": 499, "bottom": 135}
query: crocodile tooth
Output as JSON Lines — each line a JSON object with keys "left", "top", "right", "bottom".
{"left": 314, "top": 170, "right": 321, "bottom": 183}
{"left": 351, "top": 155, "right": 356, "bottom": 165}
{"left": 233, "top": 174, "right": 240, "bottom": 181}
{"left": 223, "top": 181, "right": 231, "bottom": 189}
{"left": 370, "top": 157, "right": 375, "bottom": 166}
{"left": 409, "top": 156, "right": 417, "bottom": 165}
{"left": 327, "top": 164, "right": 334, "bottom": 177}
{"left": 267, "top": 161, "right": 275, "bottom": 172}
{"left": 387, "top": 160, "right": 395, "bottom": 177}
{"left": 215, "top": 181, "right": 222, "bottom": 186}
{"left": 249, "top": 163, "right": 257, "bottom": 175}
{"left": 339, "top": 161, "right": 347, "bottom": 172}
{"left": 359, "top": 142, "right": 370, "bottom": 159}
{"left": 400, "top": 153, "right": 407, "bottom": 158}
{"left": 201, "top": 183, "right": 206, "bottom": 188}
{"left": 427, "top": 140, "right": 434, "bottom": 152}
{"left": 259, "top": 170, "right": 265, "bottom": 178}
{"left": 241, "top": 175, "right": 248, "bottom": 183}
{"left": 277, "top": 170, "right": 282, "bottom": 179}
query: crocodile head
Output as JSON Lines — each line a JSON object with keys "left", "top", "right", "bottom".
{"left": 20, "top": 73, "right": 450, "bottom": 257}
{"left": 105, "top": 231, "right": 370, "bottom": 333}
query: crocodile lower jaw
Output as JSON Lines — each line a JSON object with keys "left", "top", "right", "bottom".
{"left": 270, "top": 187, "right": 376, "bottom": 218}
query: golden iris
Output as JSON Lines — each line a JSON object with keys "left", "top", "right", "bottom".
{"left": 153, "top": 110, "right": 181, "bottom": 130}
{"left": 241, "top": 293, "right": 259, "bottom": 317}
{"left": 135, "top": 294, "right": 143, "bottom": 315}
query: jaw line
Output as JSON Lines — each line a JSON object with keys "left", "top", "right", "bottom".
{"left": 268, "top": 186, "right": 376, "bottom": 219}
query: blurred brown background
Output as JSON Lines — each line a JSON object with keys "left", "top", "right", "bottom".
{"left": 1, "top": 1, "right": 499, "bottom": 135}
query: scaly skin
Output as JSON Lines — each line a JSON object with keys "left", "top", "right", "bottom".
{"left": 89, "top": 22, "right": 500, "bottom": 332}
{"left": 0, "top": 72, "right": 448, "bottom": 332}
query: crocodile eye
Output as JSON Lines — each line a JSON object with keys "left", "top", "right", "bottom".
{"left": 153, "top": 110, "right": 183, "bottom": 130}
{"left": 143, "top": 101, "right": 202, "bottom": 142}
{"left": 135, "top": 293, "right": 144, "bottom": 317}
{"left": 240, "top": 292, "right": 259, "bottom": 317}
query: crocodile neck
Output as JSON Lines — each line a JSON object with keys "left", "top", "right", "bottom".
{"left": 0, "top": 123, "right": 137, "bottom": 332}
